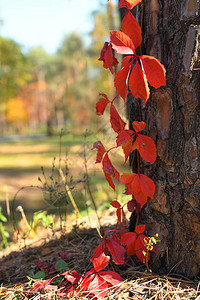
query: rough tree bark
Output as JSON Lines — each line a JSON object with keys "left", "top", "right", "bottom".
{"left": 125, "top": 1, "right": 200, "bottom": 278}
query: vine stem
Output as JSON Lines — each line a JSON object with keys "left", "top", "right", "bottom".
{"left": 111, "top": 93, "right": 119, "bottom": 103}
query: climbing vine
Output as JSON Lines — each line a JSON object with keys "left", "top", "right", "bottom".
{"left": 27, "top": 1, "right": 166, "bottom": 298}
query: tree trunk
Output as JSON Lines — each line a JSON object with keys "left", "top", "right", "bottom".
{"left": 127, "top": 1, "right": 200, "bottom": 278}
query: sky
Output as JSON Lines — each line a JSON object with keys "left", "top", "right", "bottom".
{"left": 0, "top": 0, "right": 101, "bottom": 53}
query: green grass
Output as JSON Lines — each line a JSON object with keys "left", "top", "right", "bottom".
{"left": 0, "top": 132, "right": 132, "bottom": 249}
{"left": 0, "top": 132, "right": 116, "bottom": 214}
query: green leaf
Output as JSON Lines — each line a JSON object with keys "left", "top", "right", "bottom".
{"left": 32, "top": 271, "right": 45, "bottom": 280}
{"left": 0, "top": 215, "right": 7, "bottom": 222}
{"left": 55, "top": 259, "right": 68, "bottom": 271}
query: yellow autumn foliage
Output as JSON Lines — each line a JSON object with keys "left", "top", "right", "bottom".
{"left": 6, "top": 97, "right": 28, "bottom": 124}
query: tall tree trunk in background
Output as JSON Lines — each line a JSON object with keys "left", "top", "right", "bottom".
{"left": 124, "top": 1, "right": 200, "bottom": 278}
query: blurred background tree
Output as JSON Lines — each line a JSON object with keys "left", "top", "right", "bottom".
{"left": 0, "top": 1, "right": 119, "bottom": 136}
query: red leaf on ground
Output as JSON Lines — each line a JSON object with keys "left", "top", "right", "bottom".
{"left": 92, "top": 141, "right": 106, "bottom": 163}
{"left": 96, "top": 93, "right": 110, "bottom": 115}
{"left": 98, "top": 270, "right": 122, "bottom": 286}
{"left": 93, "top": 252, "right": 110, "bottom": 272}
{"left": 129, "top": 60, "right": 150, "bottom": 103}
{"left": 99, "top": 42, "right": 118, "bottom": 74}
{"left": 58, "top": 252, "right": 68, "bottom": 260}
{"left": 110, "top": 30, "right": 135, "bottom": 55}
{"left": 88, "top": 274, "right": 108, "bottom": 299}
{"left": 78, "top": 268, "right": 122, "bottom": 299}
{"left": 62, "top": 270, "right": 81, "bottom": 284}
{"left": 140, "top": 55, "right": 166, "bottom": 89}
{"left": 77, "top": 270, "right": 95, "bottom": 295}
{"left": 120, "top": 11, "right": 142, "bottom": 49}
{"left": 110, "top": 104, "right": 126, "bottom": 133}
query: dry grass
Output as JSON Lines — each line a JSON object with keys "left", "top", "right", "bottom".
{"left": 0, "top": 208, "right": 199, "bottom": 300}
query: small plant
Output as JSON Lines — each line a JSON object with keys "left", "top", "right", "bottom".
{"left": 0, "top": 206, "right": 9, "bottom": 248}
{"left": 32, "top": 210, "right": 54, "bottom": 232}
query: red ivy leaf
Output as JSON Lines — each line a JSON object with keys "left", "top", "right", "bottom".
{"left": 96, "top": 93, "right": 110, "bottom": 115}
{"left": 102, "top": 153, "right": 120, "bottom": 190}
{"left": 116, "top": 129, "right": 134, "bottom": 163}
{"left": 133, "top": 134, "right": 157, "bottom": 163}
{"left": 135, "top": 224, "right": 145, "bottom": 234}
{"left": 116, "top": 129, "right": 132, "bottom": 147}
{"left": 77, "top": 270, "right": 95, "bottom": 295}
{"left": 110, "top": 200, "right": 121, "bottom": 208}
{"left": 127, "top": 199, "right": 135, "bottom": 212}
{"left": 110, "top": 30, "right": 135, "bottom": 55}
{"left": 121, "top": 232, "right": 137, "bottom": 256}
{"left": 98, "top": 270, "right": 122, "bottom": 286}
{"left": 78, "top": 268, "right": 122, "bottom": 299}
{"left": 62, "top": 270, "right": 81, "bottom": 284}
{"left": 98, "top": 42, "right": 118, "bottom": 74}
{"left": 110, "top": 104, "right": 126, "bottom": 133}
{"left": 107, "top": 236, "right": 126, "bottom": 265}
{"left": 123, "top": 137, "right": 134, "bottom": 163}
{"left": 140, "top": 55, "right": 166, "bottom": 89}
{"left": 116, "top": 208, "right": 122, "bottom": 224}
{"left": 88, "top": 274, "right": 108, "bottom": 299}
{"left": 92, "top": 141, "right": 106, "bottom": 163}
{"left": 119, "top": 0, "right": 142, "bottom": 9}
{"left": 132, "top": 121, "right": 146, "bottom": 132}
{"left": 114, "top": 56, "right": 132, "bottom": 101}
{"left": 121, "top": 173, "right": 155, "bottom": 207}
{"left": 129, "top": 60, "right": 150, "bottom": 103}
{"left": 91, "top": 241, "right": 104, "bottom": 262}
{"left": 93, "top": 252, "right": 110, "bottom": 272}
{"left": 120, "top": 11, "right": 142, "bottom": 49}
